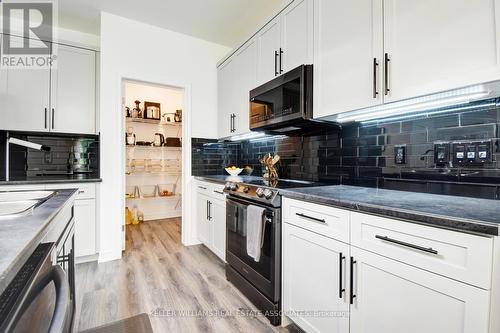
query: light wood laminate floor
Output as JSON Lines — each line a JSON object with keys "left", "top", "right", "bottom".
{"left": 75, "top": 218, "right": 302, "bottom": 333}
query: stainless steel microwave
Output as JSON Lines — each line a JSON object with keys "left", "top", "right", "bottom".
{"left": 250, "top": 65, "right": 313, "bottom": 134}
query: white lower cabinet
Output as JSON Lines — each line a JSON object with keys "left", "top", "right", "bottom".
{"left": 350, "top": 246, "right": 490, "bottom": 333}
{"left": 73, "top": 198, "right": 96, "bottom": 258}
{"left": 196, "top": 181, "right": 226, "bottom": 262}
{"left": 283, "top": 223, "right": 350, "bottom": 333}
{"left": 0, "top": 182, "right": 99, "bottom": 261}
{"left": 196, "top": 192, "right": 211, "bottom": 245}
{"left": 281, "top": 197, "right": 494, "bottom": 333}
{"left": 211, "top": 199, "right": 226, "bottom": 261}
{"left": 45, "top": 183, "right": 98, "bottom": 261}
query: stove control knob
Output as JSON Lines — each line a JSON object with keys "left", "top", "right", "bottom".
{"left": 256, "top": 188, "right": 265, "bottom": 197}
{"left": 229, "top": 183, "right": 238, "bottom": 191}
{"left": 243, "top": 186, "right": 250, "bottom": 193}
{"left": 263, "top": 189, "right": 274, "bottom": 199}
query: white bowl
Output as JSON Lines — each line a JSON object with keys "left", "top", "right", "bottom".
{"left": 225, "top": 167, "right": 243, "bottom": 176}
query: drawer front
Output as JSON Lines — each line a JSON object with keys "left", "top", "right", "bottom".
{"left": 196, "top": 181, "right": 211, "bottom": 195}
{"left": 351, "top": 212, "right": 493, "bottom": 289}
{"left": 210, "top": 183, "right": 226, "bottom": 200}
{"left": 283, "top": 198, "right": 350, "bottom": 243}
{"left": 196, "top": 181, "right": 226, "bottom": 200}
{"left": 46, "top": 183, "right": 96, "bottom": 199}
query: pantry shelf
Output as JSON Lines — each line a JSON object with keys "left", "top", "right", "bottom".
{"left": 126, "top": 118, "right": 182, "bottom": 126}
{"left": 126, "top": 194, "right": 181, "bottom": 201}
{"left": 126, "top": 146, "right": 181, "bottom": 151}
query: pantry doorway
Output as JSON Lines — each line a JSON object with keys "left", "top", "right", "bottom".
{"left": 121, "top": 79, "right": 185, "bottom": 250}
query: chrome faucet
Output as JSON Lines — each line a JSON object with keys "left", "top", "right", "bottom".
{"left": 5, "top": 133, "right": 51, "bottom": 181}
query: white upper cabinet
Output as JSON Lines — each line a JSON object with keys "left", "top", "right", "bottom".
{"left": 0, "top": 36, "right": 51, "bottom": 132}
{"left": 0, "top": 36, "right": 97, "bottom": 134}
{"left": 233, "top": 39, "right": 257, "bottom": 136}
{"left": 217, "top": 0, "right": 313, "bottom": 138}
{"left": 281, "top": 0, "right": 314, "bottom": 73}
{"left": 217, "top": 56, "right": 237, "bottom": 138}
{"left": 257, "top": 16, "right": 282, "bottom": 86}
{"left": 313, "top": 0, "right": 384, "bottom": 119}
{"left": 257, "top": 0, "right": 313, "bottom": 85}
{"left": 383, "top": 0, "right": 500, "bottom": 102}
{"left": 51, "top": 44, "right": 96, "bottom": 134}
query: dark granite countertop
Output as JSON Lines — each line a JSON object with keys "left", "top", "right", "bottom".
{"left": 0, "top": 189, "right": 77, "bottom": 295}
{"left": 0, "top": 175, "right": 102, "bottom": 185}
{"left": 280, "top": 185, "right": 500, "bottom": 236}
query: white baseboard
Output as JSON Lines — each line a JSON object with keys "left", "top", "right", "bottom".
{"left": 98, "top": 249, "right": 122, "bottom": 263}
{"left": 75, "top": 254, "right": 99, "bottom": 264}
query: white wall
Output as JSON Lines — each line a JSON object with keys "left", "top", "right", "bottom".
{"left": 0, "top": 17, "right": 99, "bottom": 50}
{"left": 99, "top": 12, "right": 229, "bottom": 262}
{"left": 124, "top": 81, "right": 183, "bottom": 119}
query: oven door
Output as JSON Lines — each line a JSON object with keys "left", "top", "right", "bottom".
{"left": 226, "top": 196, "right": 280, "bottom": 301}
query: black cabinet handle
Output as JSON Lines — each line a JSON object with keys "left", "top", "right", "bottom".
{"left": 44, "top": 108, "right": 48, "bottom": 129}
{"left": 279, "top": 48, "right": 283, "bottom": 74}
{"left": 339, "top": 252, "right": 345, "bottom": 298}
{"left": 375, "top": 235, "right": 438, "bottom": 255}
{"left": 274, "top": 50, "right": 279, "bottom": 76}
{"left": 206, "top": 200, "right": 209, "bottom": 220}
{"left": 208, "top": 201, "right": 212, "bottom": 220}
{"left": 350, "top": 256, "right": 357, "bottom": 304}
{"left": 373, "top": 58, "right": 379, "bottom": 98}
{"left": 51, "top": 108, "right": 55, "bottom": 129}
{"left": 232, "top": 113, "right": 236, "bottom": 132}
{"left": 214, "top": 190, "right": 224, "bottom": 195}
{"left": 384, "top": 53, "right": 390, "bottom": 96}
{"left": 295, "top": 212, "right": 326, "bottom": 224}
{"left": 198, "top": 186, "right": 207, "bottom": 190}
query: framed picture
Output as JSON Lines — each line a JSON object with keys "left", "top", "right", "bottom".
{"left": 143, "top": 101, "right": 161, "bottom": 120}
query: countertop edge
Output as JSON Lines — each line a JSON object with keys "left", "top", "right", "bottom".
{"left": 194, "top": 176, "right": 227, "bottom": 185}
{"left": 280, "top": 190, "right": 499, "bottom": 237}
{"left": 0, "top": 189, "right": 78, "bottom": 295}
{"left": 0, "top": 178, "right": 102, "bottom": 185}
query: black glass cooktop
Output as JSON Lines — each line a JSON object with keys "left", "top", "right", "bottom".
{"left": 244, "top": 178, "right": 323, "bottom": 189}
{"left": 210, "top": 175, "right": 325, "bottom": 189}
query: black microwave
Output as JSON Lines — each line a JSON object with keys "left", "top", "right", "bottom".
{"left": 250, "top": 65, "right": 313, "bottom": 134}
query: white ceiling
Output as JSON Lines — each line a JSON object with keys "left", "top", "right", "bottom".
{"left": 59, "top": 0, "right": 285, "bottom": 47}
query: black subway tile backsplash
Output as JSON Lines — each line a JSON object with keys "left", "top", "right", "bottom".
{"left": 192, "top": 98, "right": 500, "bottom": 200}
{"left": 0, "top": 131, "right": 100, "bottom": 181}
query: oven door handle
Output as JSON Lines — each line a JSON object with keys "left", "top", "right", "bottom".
{"left": 227, "top": 196, "right": 277, "bottom": 215}
{"left": 11, "top": 265, "right": 69, "bottom": 333}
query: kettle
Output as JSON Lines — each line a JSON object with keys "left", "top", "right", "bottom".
{"left": 154, "top": 133, "right": 165, "bottom": 147}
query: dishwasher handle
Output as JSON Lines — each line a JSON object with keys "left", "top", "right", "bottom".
{"left": 12, "top": 265, "right": 70, "bottom": 333}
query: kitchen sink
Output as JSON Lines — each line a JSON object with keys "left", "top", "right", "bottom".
{"left": 0, "top": 191, "right": 56, "bottom": 218}
{"left": 0, "top": 200, "right": 41, "bottom": 218}
{"left": 0, "top": 191, "right": 55, "bottom": 203}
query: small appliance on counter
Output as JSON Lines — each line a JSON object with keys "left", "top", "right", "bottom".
{"left": 126, "top": 127, "right": 136, "bottom": 145}
{"left": 153, "top": 133, "right": 165, "bottom": 147}
{"left": 165, "top": 137, "right": 181, "bottom": 147}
